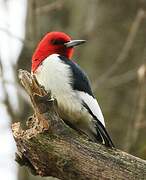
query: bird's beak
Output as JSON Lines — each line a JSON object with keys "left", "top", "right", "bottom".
{"left": 64, "top": 40, "right": 86, "bottom": 48}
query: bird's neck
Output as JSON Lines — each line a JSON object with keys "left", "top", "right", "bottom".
{"left": 32, "top": 47, "right": 74, "bottom": 73}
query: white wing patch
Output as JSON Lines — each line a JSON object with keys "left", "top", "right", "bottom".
{"left": 76, "top": 91, "right": 105, "bottom": 126}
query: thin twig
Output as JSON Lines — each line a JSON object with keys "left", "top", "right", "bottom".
{"left": 0, "top": 27, "right": 34, "bottom": 48}
{"left": 93, "top": 9, "right": 146, "bottom": 90}
{"left": 0, "top": 27, "right": 25, "bottom": 43}
{"left": 103, "top": 69, "right": 137, "bottom": 88}
{"left": 0, "top": 58, "right": 16, "bottom": 121}
{"left": 124, "top": 65, "right": 146, "bottom": 152}
{"left": 36, "top": 0, "right": 64, "bottom": 15}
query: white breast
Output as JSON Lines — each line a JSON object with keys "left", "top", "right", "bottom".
{"left": 35, "top": 54, "right": 83, "bottom": 117}
{"left": 35, "top": 54, "right": 72, "bottom": 95}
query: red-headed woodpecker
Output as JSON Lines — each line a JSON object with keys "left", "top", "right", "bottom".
{"left": 31, "top": 31, "right": 114, "bottom": 148}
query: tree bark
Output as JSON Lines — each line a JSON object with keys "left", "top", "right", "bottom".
{"left": 12, "top": 70, "right": 146, "bottom": 180}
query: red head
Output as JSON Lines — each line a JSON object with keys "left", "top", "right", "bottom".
{"left": 32, "top": 31, "right": 86, "bottom": 72}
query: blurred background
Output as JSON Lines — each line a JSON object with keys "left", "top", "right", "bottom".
{"left": 0, "top": 0, "right": 146, "bottom": 180}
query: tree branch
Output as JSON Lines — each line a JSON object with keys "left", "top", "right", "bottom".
{"left": 12, "top": 70, "right": 146, "bottom": 180}
{"left": 93, "top": 9, "right": 146, "bottom": 90}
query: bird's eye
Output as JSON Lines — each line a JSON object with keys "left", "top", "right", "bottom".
{"left": 51, "top": 39, "right": 64, "bottom": 45}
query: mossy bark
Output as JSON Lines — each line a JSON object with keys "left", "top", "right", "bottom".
{"left": 12, "top": 70, "right": 146, "bottom": 180}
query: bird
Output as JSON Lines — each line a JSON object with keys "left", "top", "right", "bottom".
{"left": 31, "top": 31, "right": 114, "bottom": 148}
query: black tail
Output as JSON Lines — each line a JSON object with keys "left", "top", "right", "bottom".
{"left": 83, "top": 101, "right": 115, "bottom": 148}
{"left": 95, "top": 120, "right": 115, "bottom": 148}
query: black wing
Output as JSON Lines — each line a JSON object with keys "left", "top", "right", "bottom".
{"left": 59, "top": 55, "right": 94, "bottom": 97}
{"left": 83, "top": 101, "right": 115, "bottom": 148}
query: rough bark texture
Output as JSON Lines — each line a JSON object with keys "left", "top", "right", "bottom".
{"left": 12, "top": 70, "right": 146, "bottom": 180}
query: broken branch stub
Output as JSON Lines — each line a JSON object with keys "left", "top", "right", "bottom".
{"left": 11, "top": 70, "right": 146, "bottom": 180}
